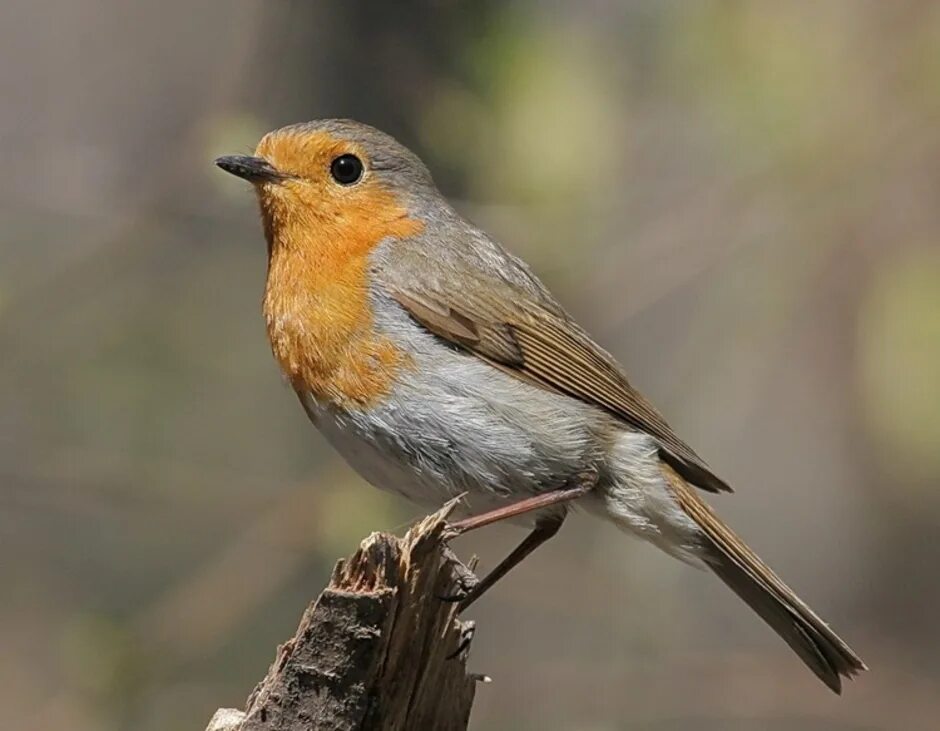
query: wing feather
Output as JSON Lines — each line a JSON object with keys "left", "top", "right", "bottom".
{"left": 389, "top": 284, "right": 731, "bottom": 494}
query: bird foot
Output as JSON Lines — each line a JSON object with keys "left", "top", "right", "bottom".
{"left": 447, "top": 620, "right": 476, "bottom": 661}
{"left": 438, "top": 544, "right": 480, "bottom": 604}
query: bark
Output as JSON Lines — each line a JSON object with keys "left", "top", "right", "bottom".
{"left": 206, "top": 503, "right": 483, "bottom": 731}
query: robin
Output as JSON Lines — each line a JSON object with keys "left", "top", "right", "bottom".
{"left": 216, "top": 119, "right": 866, "bottom": 693}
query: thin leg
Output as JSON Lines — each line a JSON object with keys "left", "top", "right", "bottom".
{"left": 446, "top": 481, "right": 593, "bottom": 537}
{"left": 449, "top": 514, "right": 565, "bottom": 611}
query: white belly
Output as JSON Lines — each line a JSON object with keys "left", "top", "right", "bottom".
{"left": 298, "top": 344, "right": 604, "bottom": 522}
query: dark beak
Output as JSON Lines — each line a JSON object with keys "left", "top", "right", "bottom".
{"left": 214, "top": 155, "right": 284, "bottom": 183}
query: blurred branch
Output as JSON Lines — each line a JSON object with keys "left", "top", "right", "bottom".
{"left": 206, "top": 503, "right": 483, "bottom": 731}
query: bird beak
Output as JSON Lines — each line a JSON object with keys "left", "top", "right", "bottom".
{"left": 215, "top": 155, "right": 285, "bottom": 184}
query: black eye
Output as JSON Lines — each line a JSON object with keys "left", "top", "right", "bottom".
{"left": 330, "top": 154, "right": 364, "bottom": 185}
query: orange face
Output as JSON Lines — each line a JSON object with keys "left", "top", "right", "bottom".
{"left": 246, "top": 127, "right": 423, "bottom": 409}
{"left": 258, "top": 131, "right": 379, "bottom": 239}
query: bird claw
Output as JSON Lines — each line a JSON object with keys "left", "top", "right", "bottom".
{"left": 438, "top": 588, "right": 471, "bottom": 604}
{"left": 438, "top": 569, "right": 480, "bottom": 604}
{"left": 447, "top": 620, "right": 476, "bottom": 661}
{"left": 438, "top": 545, "right": 480, "bottom": 603}
{"left": 441, "top": 522, "right": 462, "bottom": 542}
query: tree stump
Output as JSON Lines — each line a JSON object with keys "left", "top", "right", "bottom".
{"left": 206, "top": 502, "right": 484, "bottom": 731}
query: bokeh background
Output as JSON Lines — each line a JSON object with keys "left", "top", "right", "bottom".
{"left": 3, "top": 1, "right": 939, "bottom": 729}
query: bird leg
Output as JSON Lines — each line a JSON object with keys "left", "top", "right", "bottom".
{"left": 444, "top": 514, "right": 564, "bottom": 610}
{"left": 444, "top": 478, "right": 595, "bottom": 537}
{"left": 440, "top": 472, "right": 596, "bottom": 609}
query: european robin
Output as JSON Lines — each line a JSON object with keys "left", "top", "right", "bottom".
{"left": 216, "top": 119, "right": 866, "bottom": 693}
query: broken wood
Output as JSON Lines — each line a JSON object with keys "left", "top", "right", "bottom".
{"left": 205, "top": 503, "right": 484, "bottom": 731}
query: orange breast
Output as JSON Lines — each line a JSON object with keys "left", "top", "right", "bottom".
{"left": 261, "top": 184, "right": 423, "bottom": 410}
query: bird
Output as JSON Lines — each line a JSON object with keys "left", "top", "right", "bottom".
{"left": 215, "top": 118, "right": 866, "bottom": 693}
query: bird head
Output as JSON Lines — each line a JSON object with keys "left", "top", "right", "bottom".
{"left": 215, "top": 119, "right": 435, "bottom": 254}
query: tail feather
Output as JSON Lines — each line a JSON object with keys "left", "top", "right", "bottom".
{"left": 666, "top": 467, "right": 867, "bottom": 693}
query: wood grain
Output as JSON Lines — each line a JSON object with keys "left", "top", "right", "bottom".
{"left": 206, "top": 503, "right": 483, "bottom": 731}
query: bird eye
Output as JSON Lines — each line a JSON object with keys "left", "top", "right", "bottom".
{"left": 330, "top": 154, "right": 364, "bottom": 185}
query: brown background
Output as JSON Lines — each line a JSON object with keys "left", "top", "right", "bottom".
{"left": 3, "top": 1, "right": 939, "bottom": 729}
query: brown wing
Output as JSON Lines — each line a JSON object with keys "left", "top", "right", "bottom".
{"left": 390, "top": 286, "right": 731, "bottom": 494}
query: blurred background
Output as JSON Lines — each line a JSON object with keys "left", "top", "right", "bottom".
{"left": 3, "top": 1, "right": 939, "bottom": 729}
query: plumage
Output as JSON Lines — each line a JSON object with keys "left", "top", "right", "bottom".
{"left": 663, "top": 465, "right": 865, "bottom": 692}
{"left": 390, "top": 284, "right": 731, "bottom": 493}
{"left": 216, "top": 118, "right": 866, "bottom": 694}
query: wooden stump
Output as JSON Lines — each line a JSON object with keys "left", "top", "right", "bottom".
{"left": 206, "top": 503, "right": 484, "bottom": 731}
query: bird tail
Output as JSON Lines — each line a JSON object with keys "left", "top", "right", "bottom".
{"left": 665, "top": 467, "right": 867, "bottom": 693}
